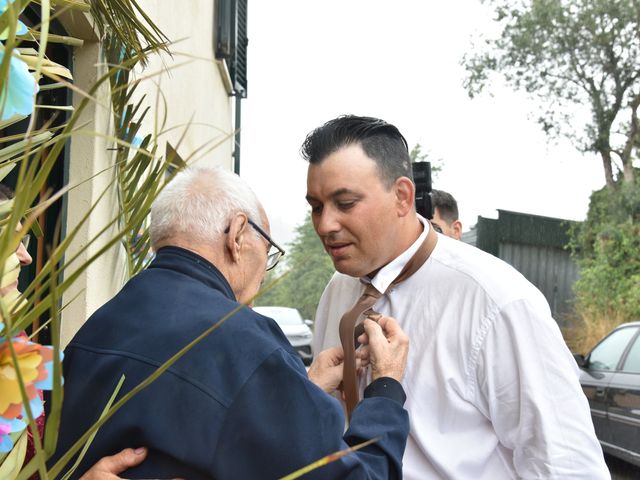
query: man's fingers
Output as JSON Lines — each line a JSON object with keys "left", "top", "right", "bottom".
{"left": 362, "top": 318, "right": 385, "bottom": 344}
{"left": 315, "top": 345, "right": 343, "bottom": 366}
{"left": 326, "top": 345, "right": 344, "bottom": 362}
{"left": 378, "top": 316, "right": 401, "bottom": 336}
{"left": 95, "top": 447, "right": 148, "bottom": 475}
{"left": 327, "top": 345, "right": 344, "bottom": 356}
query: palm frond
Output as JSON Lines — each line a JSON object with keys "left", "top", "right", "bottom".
{"left": 90, "top": 0, "right": 169, "bottom": 65}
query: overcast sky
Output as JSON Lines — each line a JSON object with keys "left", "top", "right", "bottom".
{"left": 241, "top": 0, "right": 606, "bottom": 247}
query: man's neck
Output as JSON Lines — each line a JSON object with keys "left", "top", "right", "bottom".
{"left": 366, "top": 215, "right": 424, "bottom": 279}
{"left": 154, "top": 238, "right": 220, "bottom": 268}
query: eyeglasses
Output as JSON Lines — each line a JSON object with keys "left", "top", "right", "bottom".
{"left": 247, "top": 219, "right": 285, "bottom": 271}
{"left": 224, "top": 219, "right": 285, "bottom": 271}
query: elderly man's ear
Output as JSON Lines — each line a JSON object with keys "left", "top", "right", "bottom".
{"left": 225, "top": 213, "right": 250, "bottom": 263}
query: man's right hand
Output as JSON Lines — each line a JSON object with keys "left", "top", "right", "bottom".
{"left": 358, "top": 316, "right": 409, "bottom": 382}
{"left": 79, "top": 448, "right": 147, "bottom": 480}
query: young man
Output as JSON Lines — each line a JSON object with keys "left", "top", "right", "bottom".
{"left": 430, "top": 189, "right": 462, "bottom": 240}
{"left": 52, "top": 167, "right": 411, "bottom": 479}
{"left": 305, "top": 115, "right": 609, "bottom": 479}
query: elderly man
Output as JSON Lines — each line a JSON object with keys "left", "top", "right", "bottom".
{"left": 51, "top": 167, "right": 410, "bottom": 479}
{"left": 430, "top": 189, "right": 462, "bottom": 240}
{"left": 306, "top": 115, "right": 609, "bottom": 479}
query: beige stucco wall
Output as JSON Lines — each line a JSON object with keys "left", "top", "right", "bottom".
{"left": 58, "top": 5, "right": 235, "bottom": 346}
{"left": 57, "top": 13, "right": 126, "bottom": 347}
{"left": 134, "top": 0, "right": 235, "bottom": 169}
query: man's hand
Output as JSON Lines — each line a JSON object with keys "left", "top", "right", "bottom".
{"left": 308, "top": 346, "right": 369, "bottom": 393}
{"left": 308, "top": 346, "right": 344, "bottom": 393}
{"left": 358, "top": 316, "right": 409, "bottom": 382}
{"left": 80, "top": 448, "right": 147, "bottom": 480}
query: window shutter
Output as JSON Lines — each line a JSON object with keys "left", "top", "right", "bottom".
{"left": 215, "top": 0, "right": 248, "bottom": 98}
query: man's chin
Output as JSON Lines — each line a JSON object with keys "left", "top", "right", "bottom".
{"left": 333, "top": 259, "right": 367, "bottom": 279}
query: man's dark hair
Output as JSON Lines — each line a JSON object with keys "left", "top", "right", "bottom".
{"left": 432, "top": 189, "right": 459, "bottom": 224}
{"left": 0, "top": 184, "right": 14, "bottom": 201}
{"left": 300, "top": 115, "right": 413, "bottom": 187}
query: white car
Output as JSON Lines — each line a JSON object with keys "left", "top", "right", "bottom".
{"left": 253, "top": 306, "right": 314, "bottom": 365}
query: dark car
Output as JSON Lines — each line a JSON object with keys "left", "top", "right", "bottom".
{"left": 575, "top": 321, "right": 640, "bottom": 467}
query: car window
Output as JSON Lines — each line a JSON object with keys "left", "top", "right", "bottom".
{"left": 588, "top": 326, "right": 638, "bottom": 371}
{"left": 622, "top": 333, "right": 640, "bottom": 374}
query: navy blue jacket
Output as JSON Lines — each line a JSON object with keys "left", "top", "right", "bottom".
{"left": 50, "top": 247, "right": 409, "bottom": 479}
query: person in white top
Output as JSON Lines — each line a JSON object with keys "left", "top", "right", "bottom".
{"left": 303, "top": 115, "right": 610, "bottom": 479}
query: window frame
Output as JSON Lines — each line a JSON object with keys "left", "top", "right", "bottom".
{"left": 586, "top": 325, "right": 640, "bottom": 372}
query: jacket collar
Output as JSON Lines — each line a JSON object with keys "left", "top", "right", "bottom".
{"left": 150, "top": 246, "right": 236, "bottom": 300}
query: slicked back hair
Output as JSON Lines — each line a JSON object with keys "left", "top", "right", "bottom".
{"left": 432, "top": 189, "right": 459, "bottom": 224}
{"left": 300, "top": 115, "right": 413, "bottom": 188}
{"left": 150, "top": 166, "right": 262, "bottom": 248}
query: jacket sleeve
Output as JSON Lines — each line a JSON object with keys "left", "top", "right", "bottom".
{"left": 474, "top": 299, "right": 609, "bottom": 479}
{"left": 212, "top": 348, "right": 409, "bottom": 479}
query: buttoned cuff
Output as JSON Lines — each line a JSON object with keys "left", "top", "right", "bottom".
{"left": 363, "top": 377, "right": 407, "bottom": 406}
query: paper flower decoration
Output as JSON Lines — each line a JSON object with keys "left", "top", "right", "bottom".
{"left": 0, "top": 336, "right": 56, "bottom": 452}
{"left": 0, "top": 47, "right": 38, "bottom": 121}
{"left": 0, "top": 0, "right": 28, "bottom": 39}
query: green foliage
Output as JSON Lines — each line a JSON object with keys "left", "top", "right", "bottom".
{"left": 569, "top": 177, "right": 640, "bottom": 321}
{"left": 255, "top": 212, "right": 335, "bottom": 321}
{"left": 105, "top": 35, "right": 185, "bottom": 277}
{"left": 463, "top": 0, "right": 640, "bottom": 187}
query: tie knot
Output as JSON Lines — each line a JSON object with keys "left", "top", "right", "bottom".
{"left": 363, "top": 283, "right": 382, "bottom": 299}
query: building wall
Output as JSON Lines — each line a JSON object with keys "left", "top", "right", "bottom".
{"left": 57, "top": 6, "right": 235, "bottom": 346}
{"left": 134, "top": 0, "right": 234, "bottom": 169}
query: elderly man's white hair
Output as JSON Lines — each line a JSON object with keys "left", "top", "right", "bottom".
{"left": 150, "top": 166, "right": 262, "bottom": 248}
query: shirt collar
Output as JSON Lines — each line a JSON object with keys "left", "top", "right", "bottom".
{"left": 365, "top": 215, "right": 431, "bottom": 293}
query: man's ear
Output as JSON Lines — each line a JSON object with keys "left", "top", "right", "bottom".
{"left": 452, "top": 220, "right": 463, "bottom": 240}
{"left": 394, "top": 177, "right": 415, "bottom": 217}
{"left": 225, "top": 212, "right": 249, "bottom": 263}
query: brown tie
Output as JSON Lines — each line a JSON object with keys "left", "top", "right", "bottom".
{"left": 338, "top": 223, "right": 438, "bottom": 419}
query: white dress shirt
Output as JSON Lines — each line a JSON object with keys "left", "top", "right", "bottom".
{"left": 314, "top": 218, "right": 609, "bottom": 479}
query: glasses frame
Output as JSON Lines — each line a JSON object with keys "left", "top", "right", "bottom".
{"left": 224, "top": 219, "right": 285, "bottom": 271}
{"left": 247, "top": 219, "right": 285, "bottom": 271}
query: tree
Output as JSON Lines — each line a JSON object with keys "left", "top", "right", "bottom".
{"left": 463, "top": 0, "right": 640, "bottom": 189}
{"left": 568, "top": 174, "right": 640, "bottom": 322}
{"left": 256, "top": 212, "right": 335, "bottom": 321}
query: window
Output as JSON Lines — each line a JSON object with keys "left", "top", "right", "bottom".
{"left": 622, "top": 334, "right": 640, "bottom": 374}
{"left": 214, "top": 0, "right": 248, "bottom": 98}
{"left": 588, "top": 326, "right": 639, "bottom": 371}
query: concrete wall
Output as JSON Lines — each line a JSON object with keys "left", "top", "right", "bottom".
{"left": 134, "top": 0, "right": 234, "bottom": 169}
